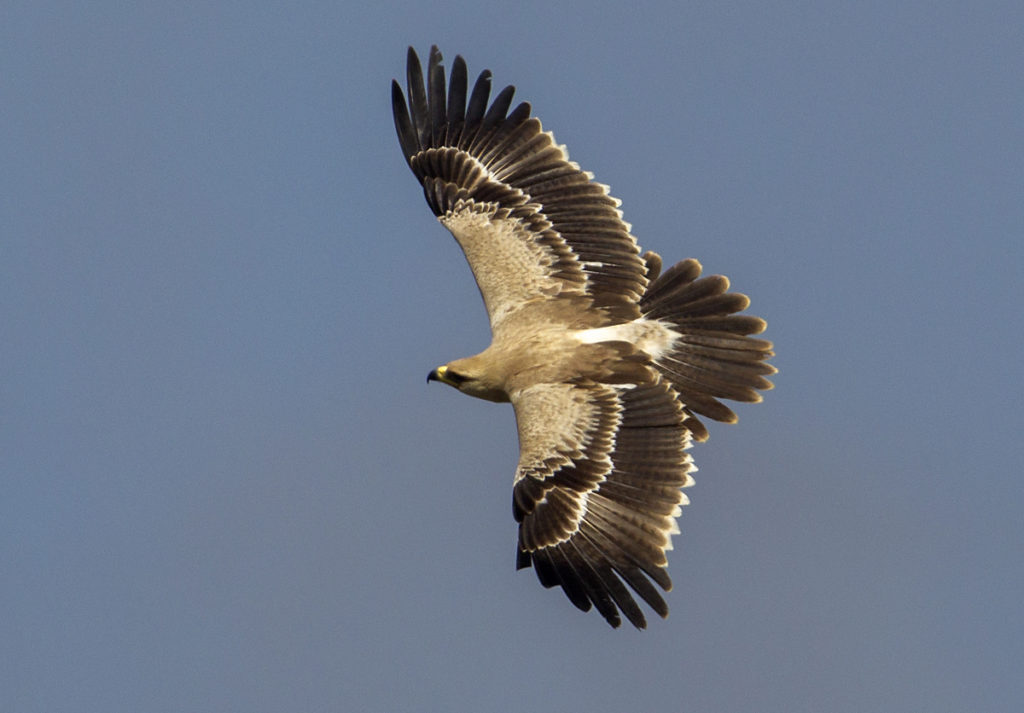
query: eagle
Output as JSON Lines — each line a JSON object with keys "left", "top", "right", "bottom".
{"left": 392, "top": 46, "right": 774, "bottom": 628}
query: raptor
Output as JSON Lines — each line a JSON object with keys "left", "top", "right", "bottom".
{"left": 392, "top": 46, "right": 774, "bottom": 628}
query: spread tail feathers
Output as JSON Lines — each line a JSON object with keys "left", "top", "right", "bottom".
{"left": 640, "top": 255, "right": 775, "bottom": 441}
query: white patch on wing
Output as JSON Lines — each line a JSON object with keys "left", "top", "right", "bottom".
{"left": 565, "top": 489, "right": 592, "bottom": 530}
{"left": 574, "top": 318, "right": 678, "bottom": 359}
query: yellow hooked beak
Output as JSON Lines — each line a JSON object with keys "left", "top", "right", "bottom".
{"left": 427, "top": 365, "right": 468, "bottom": 388}
{"left": 427, "top": 365, "right": 450, "bottom": 384}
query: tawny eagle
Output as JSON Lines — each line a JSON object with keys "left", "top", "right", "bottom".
{"left": 392, "top": 46, "right": 774, "bottom": 628}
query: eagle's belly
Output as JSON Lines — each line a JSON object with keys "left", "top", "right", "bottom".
{"left": 497, "top": 321, "right": 658, "bottom": 394}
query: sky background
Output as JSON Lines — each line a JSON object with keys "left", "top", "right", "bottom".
{"left": 3, "top": 2, "right": 1022, "bottom": 711}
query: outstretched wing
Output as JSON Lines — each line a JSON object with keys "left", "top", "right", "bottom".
{"left": 392, "top": 46, "right": 648, "bottom": 330}
{"left": 510, "top": 375, "right": 694, "bottom": 629}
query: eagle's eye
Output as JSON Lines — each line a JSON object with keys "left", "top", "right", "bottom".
{"left": 445, "top": 369, "right": 469, "bottom": 385}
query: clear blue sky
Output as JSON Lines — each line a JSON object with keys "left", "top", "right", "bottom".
{"left": 3, "top": 2, "right": 1022, "bottom": 711}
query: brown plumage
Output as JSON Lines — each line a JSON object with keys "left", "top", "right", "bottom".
{"left": 393, "top": 46, "right": 774, "bottom": 628}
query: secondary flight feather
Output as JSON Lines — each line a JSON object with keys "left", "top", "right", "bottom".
{"left": 392, "top": 46, "right": 774, "bottom": 628}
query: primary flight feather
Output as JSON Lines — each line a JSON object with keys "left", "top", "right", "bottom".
{"left": 392, "top": 46, "right": 774, "bottom": 628}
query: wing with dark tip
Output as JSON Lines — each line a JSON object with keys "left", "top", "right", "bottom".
{"left": 392, "top": 46, "right": 648, "bottom": 330}
{"left": 510, "top": 376, "right": 693, "bottom": 629}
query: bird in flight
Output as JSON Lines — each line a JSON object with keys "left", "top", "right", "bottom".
{"left": 392, "top": 46, "right": 774, "bottom": 628}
